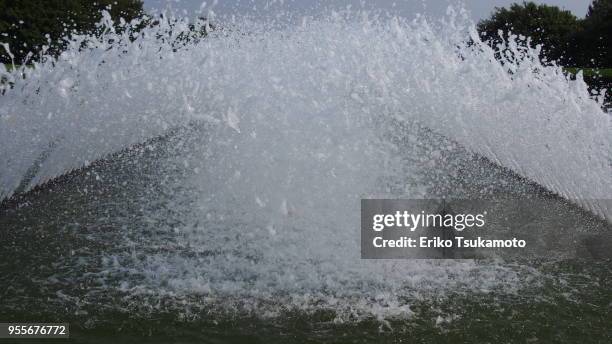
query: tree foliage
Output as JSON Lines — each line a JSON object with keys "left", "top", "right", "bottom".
{"left": 477, "top": 2, "right": 580, "bottom": 65}
{"left": 478, "top": 1, "right": 612, "bottom": 68}
{"left": 575, "top": 0, "right": 612, "bottom": 67}
{"left": 0, "top": 0, "right": 144, "bottom": 64}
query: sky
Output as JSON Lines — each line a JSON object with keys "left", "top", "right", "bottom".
{"left": 143, "top": 0, "right": 593, "bottom": 20}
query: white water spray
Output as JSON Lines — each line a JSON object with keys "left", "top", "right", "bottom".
{"left": 0, "top": 7, "right": 610, "bottom": 319}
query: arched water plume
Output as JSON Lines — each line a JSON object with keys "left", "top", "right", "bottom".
{"left": 0, "top": 6, "right": 611, "bottom": 322}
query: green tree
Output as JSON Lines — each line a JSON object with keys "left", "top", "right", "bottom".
{"left": 575, "top": 0, "right": 612, "bottom": 67}
{"left": 477, "top": 2, "right": 580, "bottom": 65}
{"left": 0, "top": 0, "right": 144, "bottom": 64}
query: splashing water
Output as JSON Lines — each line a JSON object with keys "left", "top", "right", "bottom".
{"left": 0, "top": 7, "right": 611, "bottom": 322}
